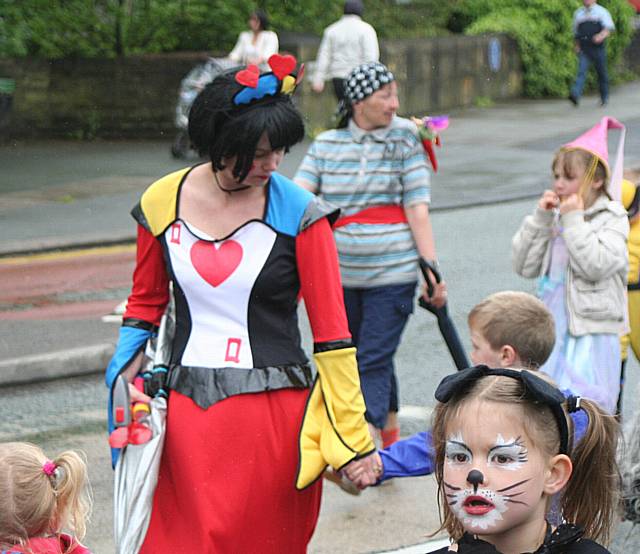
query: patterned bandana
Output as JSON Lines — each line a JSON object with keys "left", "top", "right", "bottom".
{"left": 344, "top": 62, "right": 395, "bottom": 105}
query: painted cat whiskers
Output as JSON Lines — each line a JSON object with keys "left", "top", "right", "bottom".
{"left": 431, "top": 368, "right": 621, "bottom": 551}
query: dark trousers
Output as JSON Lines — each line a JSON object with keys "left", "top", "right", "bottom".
{"left": 343, "top": 283, "right": 416, "bottom": 429}
{"left": 332, "top": 77, "right": 346, "bottom": 102}
{"left": 571, "top": 46, "right": 609, "bottom": 103}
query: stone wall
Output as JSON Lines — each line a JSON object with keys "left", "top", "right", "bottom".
{"left": 0, "top": 34, "right": 523, "bottom": 139}
{"left": 289, "top": 34, "right": 522, "bottom": 134}
{"left": 0, "top": 52, "right": 210, "bottom": 139}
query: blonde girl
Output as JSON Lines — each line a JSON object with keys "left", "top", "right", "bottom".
{"left": 512, "top": 117, "right": 628, "bottom": 414}
{"left": 0, "top": 442, "right": 92, "bottom": 554}
{"left": 428, "top": 366, "right": 619, "bottom": 554}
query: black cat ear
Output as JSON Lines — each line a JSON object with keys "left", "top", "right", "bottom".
{"left": 434, "top": 366, "right": 490, "bottom": 403}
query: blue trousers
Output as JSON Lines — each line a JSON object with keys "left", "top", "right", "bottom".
{"left": 343, "top": 283, "right": 416, "bottom": 429}
{"left": 571, "top": 47, "right": 609, "bottom": 103}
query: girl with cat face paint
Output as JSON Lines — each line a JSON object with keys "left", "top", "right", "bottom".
{"left": 428, "top": 366, "right": 619, "bottom": 554}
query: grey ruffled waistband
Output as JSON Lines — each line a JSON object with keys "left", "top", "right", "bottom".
{"left": 167, "top": 364, "right": 314, "bottom": 410}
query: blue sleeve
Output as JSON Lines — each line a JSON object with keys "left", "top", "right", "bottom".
{"left": 105, "top": 325, "right": 151, "bottom": 389}
{"left": 106, "top": 325, "right": 152, "bottom": 466}
{"left": 377, "top": 431, "right": 435, "bottom": 483}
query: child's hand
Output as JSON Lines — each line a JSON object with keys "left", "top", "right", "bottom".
{"left": 343, "top": 451, "right": 383, "bottom": 489}
{"left": 539, "top": 190, "right": 559, "bottom": 211}
{"left": 559, "top": 193, "right": 584, "bottom": 214}
{"left": 129, "top": 383, "right": 152, "bottom": 404}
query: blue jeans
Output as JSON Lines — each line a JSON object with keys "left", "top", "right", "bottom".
{"left": 343, "top": 283, "right": 416, "bottom": 429}
{"left": 571, "top": 47, "right": 609, "bottom": 103}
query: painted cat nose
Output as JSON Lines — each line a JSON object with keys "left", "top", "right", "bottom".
{"left": 467, "top": 469, "right": 485, "bottom": 493}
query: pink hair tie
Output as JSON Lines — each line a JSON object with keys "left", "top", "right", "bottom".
{"left": 42, "top": 460, "right": 57, "bottom": 477}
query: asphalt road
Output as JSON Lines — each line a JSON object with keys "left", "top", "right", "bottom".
{"left": 2, "top": 198, "right": 639, "bottom": 553}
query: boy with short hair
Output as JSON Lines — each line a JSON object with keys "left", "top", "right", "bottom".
{"left": 467, "top": 290, "right": 555, "bottom": 370}
{"left": 343, "top": 291, "right": 586, "bottom": 485}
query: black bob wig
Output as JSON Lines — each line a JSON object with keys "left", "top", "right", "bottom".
{"left": 188, "top": 69, "right": 305, "bottom": 183}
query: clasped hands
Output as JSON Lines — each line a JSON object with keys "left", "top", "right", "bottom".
{"left": 539, "top": 189, "right": 583, "bottom": 214}
{"left": 340, "top": 451, "right": 383, "bottom": 490}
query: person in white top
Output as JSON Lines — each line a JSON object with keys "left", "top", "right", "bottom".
{"left": 312, "top": 0, "right": 379, "bottom": 101}
{"left": 228, "top": 9, "right": 279, "bottom": 69}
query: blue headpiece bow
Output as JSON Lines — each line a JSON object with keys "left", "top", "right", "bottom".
{"left": 233, "top": 54, "right": 304, "bottom": 106}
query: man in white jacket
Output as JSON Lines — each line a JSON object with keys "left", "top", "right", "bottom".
{"left": 312, "top": 0, "right": 379, "bottom": 101}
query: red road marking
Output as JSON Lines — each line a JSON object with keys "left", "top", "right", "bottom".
{"left": 0, "top": 299, "right": 121, "bottom": 321}
{"left": 0, "top": 248, "right": 135, "bottom": 320}
{"left": 0, "top": 251, "right": 134, "bottom": 303}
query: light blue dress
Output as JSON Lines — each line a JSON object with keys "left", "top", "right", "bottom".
{"left": 539, "top": 231, "right": 620, "bottom": 414}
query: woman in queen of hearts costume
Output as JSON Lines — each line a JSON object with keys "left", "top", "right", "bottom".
{"left": 105, "top": 55, "right": 378, "bottom": 552}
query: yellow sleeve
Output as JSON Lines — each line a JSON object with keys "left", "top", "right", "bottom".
{"left": 296, "top": 347, "right": 375, "bottom": 489}
{"left": 627, "top": 220, "right": 640, "bottom": 285}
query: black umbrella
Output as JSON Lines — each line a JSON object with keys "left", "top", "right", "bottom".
{"left": 418, "top": 259, "right": 470, "bottom": 371}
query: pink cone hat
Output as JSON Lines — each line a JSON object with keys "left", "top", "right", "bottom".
{"left": 563, "top": 116, "right": 626, "bottom": 201}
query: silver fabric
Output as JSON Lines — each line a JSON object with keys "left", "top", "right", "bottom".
{"left": 113, "top": 289, "right": 174, "bottom": 553}
{"left": 299, "top": 196, "right": 340, "bottom": 232}
{"left": 113, "top": 395, "right": 167, "bottom": 554}
{"left": 154, "top": 288, "right": 175, "bottom": 370}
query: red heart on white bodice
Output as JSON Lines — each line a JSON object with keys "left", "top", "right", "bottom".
{"left": 190, "top": 239, "right": 243, "bottom": 287}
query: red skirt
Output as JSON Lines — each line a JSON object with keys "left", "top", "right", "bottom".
{"left": 140, "top": 388, "right": 322, "bottom": 553}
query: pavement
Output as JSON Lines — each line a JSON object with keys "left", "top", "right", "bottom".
{"left": 1, "top": 82, "right": 640, "bottom": 553}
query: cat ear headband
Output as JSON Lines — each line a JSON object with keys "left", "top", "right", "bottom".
{"left": 435, "top": 365, "right": 582, "bottom": 455}
{"left": 233, "top": 54, "right": 305, "bottom": 106}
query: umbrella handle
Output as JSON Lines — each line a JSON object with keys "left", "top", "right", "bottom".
{"left": 417, "top": 260, "right": 470, "bottom": 371}
{"left": 418, "top": 258, "right": 442, "bottom": 302}
{"left": 437, "top": 316, "right": 471, "bottom": 371}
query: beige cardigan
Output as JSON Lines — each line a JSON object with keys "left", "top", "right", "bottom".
{"left": 512, "top": 195, "right": 629, "bottom": 336}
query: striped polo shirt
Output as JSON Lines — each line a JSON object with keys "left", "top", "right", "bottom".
{"left": 295, "top": 116, "right": 431, "bottom": 288}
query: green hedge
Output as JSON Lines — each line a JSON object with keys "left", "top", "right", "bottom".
{"left": 0, "top": 0, "right": 253, "bottom": 57}
{"left": 0, "top": 0, "right": 635, "bottom": 100}
{"left": 0, "top": 0, "right": 452, "bottom": 59}
{"left": 457, "top": 0, "right": 635, "bottom": 97}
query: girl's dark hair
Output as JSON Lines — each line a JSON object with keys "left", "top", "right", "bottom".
{"left": 252, "top": 9, "right": 269, "bottom": 31}
{"left": 188, "top": 69, "right": 305, "bottom": 182}
{"left": 431, "top": 374, "right": 620, "bottom": 545}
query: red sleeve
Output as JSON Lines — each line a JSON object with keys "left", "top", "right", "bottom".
{"left": 296, "top": 217, "right": 351, "bottom": 344}
{"left": 122, "top": 224, "right": 170, "bottom": 327}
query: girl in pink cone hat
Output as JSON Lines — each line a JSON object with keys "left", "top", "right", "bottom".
{"left": 512, "top": 117, "right": 629, "bottom": 414}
